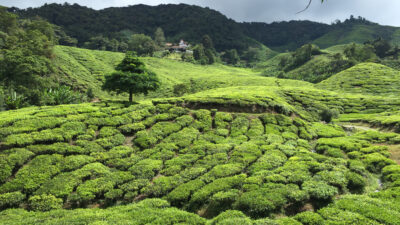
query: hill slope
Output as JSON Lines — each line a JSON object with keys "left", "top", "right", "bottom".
{"left": 317, "top": 63, "right": 400, "bottom": 96}
{"left": 15, "top": 3, "right": 259, "bottom": 52}
{"left": 1, "top": 95, "right": 400, "bottom": 223}
{"left": 54, "top": 45, "right": 314, "bottom": 100}
{"left": 12, "top": 4, "right": 400, "bottom": 52}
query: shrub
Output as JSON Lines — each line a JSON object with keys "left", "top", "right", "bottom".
{"left": 302, "top": 180, "right": 338, "bottom": 200}
{"left": 190, "top": 174, "right": 246, "bottom": 207}
{"left": 0, "top": 191, "right": 25, "bottom": 208}
{"left": 129, "top": 159, "right": 163, "bottom": 179}
{"left": 249, "top": 150, "right": 287, "bottom": 174}
{"left": 318, "top": 207, "right": 381, "bottom": 225}
{"left": 215, "top": 112, "right": 233, "bottom": 129}
{"left": 175, "top": 115, "right": 194, "bottom": 127}
{"left": 119, "top": 122, "right": 145, "bottom": 135}
{"left": 363, "top": 153, "right": 396, "bottom": 173}
{"left": 202, "top": 163, "right": 244, "bottom": 182}
{"left": 96, "top": 133, "right": 125, "bottom": 149}
{"left": 173, "top": 83, "right": 190, "bottom": 97}
{"left": 191, "top": 110, "right": 212, "bottom": 132}
{"left": 345, "top": 171, "right": 366, "bottom": 193}
{"left": 29, "top": 194, "right": 63, "bottom": 211}
{"left": 320, "top": 108, "right": 339, "bottom": 123}
{"left": 210, "top": 210, "right": 250, "bottom": 225}
{"left": 0, "top": 154, "right": 63, "bottom": 193}
{"left": 230, "top": 116, "right": 249, "bottom": 137}
{"left": 167, "top": 179, "right": 205, "bottom": 206}
{"left": 43, "top": 86, "right": 83, "bottom": 105}
{"left": 60, "top": 155, "right": 96, "bottom": 171}
{"left": 235, "top": 187, "right": 288, "bottom": 217}
{"left": 314, "top": 170, "right": 347, "bottom": 190}
{"left": 294, "top": 211, "right": 324, "bottom": 225}
{"left": 98, "top": 126, "right": 121, "bottom": 138}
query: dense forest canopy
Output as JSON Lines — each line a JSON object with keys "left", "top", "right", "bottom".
{"left": 9, "top": 3, "right": 400, "bottom": 52}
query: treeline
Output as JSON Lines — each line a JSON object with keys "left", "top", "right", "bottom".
{"left": 13, "top": 3, "right": 255, "bottom": 52}
{"left": 268, "top": 37, "right": 400, "bottom": 83}
{"left": 12, "top": 3, "right": 400, "bottom": 53}
{"left": 0, "top": 7, "right": 92, "bottom": 110}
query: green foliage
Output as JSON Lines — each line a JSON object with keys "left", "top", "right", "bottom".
{"left": 102, "top": 52, "right": 160, "bottom": 102}
{"left": 293, "top": 211, "right": 324, "bottom": 225}
{"left": 0, "top": 9, "right": 56, "bottom": 105}
{"left": 302, "top": 180, "right": 338, "bottom": 200}
{"left": 29, "top": 194, "right": 63, "bottom": 211}
{"left": 43, "top": 85, "right": 83, "bottom": 105}
{"left": 3, "top": 91, "right": 27, "bottom": 110}
{"left": 223, "top": 49, "right": 240, "bottom": 65}
{"left": 320, "top": 108, "right": 339, "bottom": 123}
{"left": 280, "top": 44, "right": 322, "bottom": 72}
{"left": 128, "top": 34, "right": 157, "bottom": 56}
{"left": 154, "top": 27, "right": 165, "bottom": 47}
{"left": 0, "top": 98, "right": 399, "bottom": 223}
{"left": 0, "top": 191, "right": 25, "bottom": 209}
{"left": 318, "top": 63, "right": 400, "bottom": 96}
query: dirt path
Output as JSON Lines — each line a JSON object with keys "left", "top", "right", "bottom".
{"left": 386, "top": 145, "right": 400, "bottom": 165}
{"left": 340, "top": 122, "right": 400, "bottom": 165}
{"left": 341, "top": 123, "right": 377, "bottom": 131}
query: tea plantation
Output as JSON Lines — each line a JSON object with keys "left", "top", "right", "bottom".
{"left": 1, "top": 46, "right": 400, "bottom": 224}
{"left": 0, "top": 94, "right": 400, "bottom": 224}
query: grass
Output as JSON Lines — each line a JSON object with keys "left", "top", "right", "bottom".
{"left": 54, "top": 45, "right": 310, "bottom": 100}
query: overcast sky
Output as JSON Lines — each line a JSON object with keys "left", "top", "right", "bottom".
{"left": 1, "top": 0, "right": 400, "bottom": 26}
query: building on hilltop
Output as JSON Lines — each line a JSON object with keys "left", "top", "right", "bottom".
{"left": 167, "top": 40, "right": 190, "bottom": 53}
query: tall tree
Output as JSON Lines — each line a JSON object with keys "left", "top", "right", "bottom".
{"left": 154, "top": 27, "right": 166, "bottom": 47}
{"left": 202, "top": 35, "right": 214, "bottom": 50}
{"left": 0, "top": 7, "right": 55, "bottom": 104}
{"left": 128, "top": 34, "right": 157, "bottom": 56}
{"left": 102, "top": 52, "right": 160, "bottom": 102}
{"left": 224, "top": 49, "right": 240, "bottom": 65}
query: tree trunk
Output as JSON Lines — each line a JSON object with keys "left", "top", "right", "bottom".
{"left": 129, "top": 91, "right": 133, "bottom": 102}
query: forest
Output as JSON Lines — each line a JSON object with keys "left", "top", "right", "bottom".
{"left": 1, "top": 2, "right": 400, "bottom": 225}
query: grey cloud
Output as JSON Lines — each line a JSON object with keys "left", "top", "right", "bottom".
{"left": 1, "top": 0, "right": 399, "bottom": 26}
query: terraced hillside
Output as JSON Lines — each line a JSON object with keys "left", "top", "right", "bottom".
{"left": 55, "top": 45, "right": 311, "bottom": 100}
{"left": 0, "top": 70, "right": 400, "bottom": 222}
{"left": 3, "top": 44, "right": 400, "bottom": 224}
{"left": 256, "top": 44, "right": 357, "bottom": 83}
{"left": 0, "top": 101, "right": 400, "bottom": 224}
{"left": 317, "top": 63, "right": 400, "bottom": 96}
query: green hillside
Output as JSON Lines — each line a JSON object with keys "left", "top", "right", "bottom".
{"left": 54, "top": 45, "right": 313, "bottom": 100}
{"left": 317, "top": 63, "right": 400, "bottom": 96}
{"left": 12, "top": 4, "right": 400, "bottom": 52}
{"left": 1, "top": 97, "right": 400, "bottom": 224}
{"left": 257, "top": 45, "right": 355, "bottom": 83}
{"left": 313, "top": 24, "right": 400, "bottom": 49}
{"left": 3, "top": 39, "right": 400, "bottom": 224}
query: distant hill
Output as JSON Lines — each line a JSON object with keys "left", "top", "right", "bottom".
{"left": 10, "top": 3, "right": 400, "bottom": 52}
{"left": 54, "top": 45, "right": 311, "bottom": 100}
{"left": 13, "top": 3, "right": 259, "bottom": 52}
{"left": 317, "top": 63, "right": 400, "bottom": 96}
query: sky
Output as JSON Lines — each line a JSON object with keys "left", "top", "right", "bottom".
{"left": 1, "top": 0, "right": 400, "bottom": 26}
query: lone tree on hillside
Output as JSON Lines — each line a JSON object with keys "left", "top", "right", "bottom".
{"left": 102, "top": 52, "right": 160, "bottom": 102}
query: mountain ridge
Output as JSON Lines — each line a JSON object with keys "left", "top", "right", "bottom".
{"left": 10, "top": 3, "right": 400, "bottom": 52}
